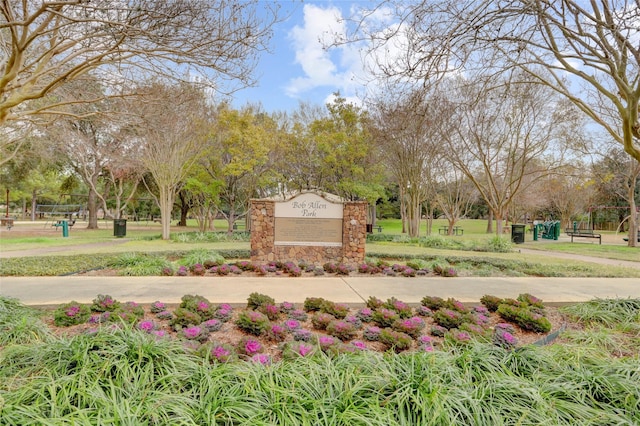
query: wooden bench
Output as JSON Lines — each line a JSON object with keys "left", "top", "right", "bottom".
{"left": 565, "top": 228, "right": 601, "bottom": 244}
{"left": 1, "top": 217, "right": 14, "bottom": 229}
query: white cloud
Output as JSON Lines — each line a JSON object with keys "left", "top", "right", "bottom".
{"left": 285, "top": 4, "right": 366, "bottom": 102}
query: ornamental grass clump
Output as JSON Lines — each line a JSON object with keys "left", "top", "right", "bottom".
{"left": 372, "top": 308, "right": 400, "bottom": 328}
{"left": 91, "top": 294, "right": 120, "bottom": 312}
{"left": 392, "top": 316, "right": 425, "bottom": 338}
{"left": 497, "top": 304, "right": 552, "bottom": 333}
{"left": 235, "top": 310, "right": 270, "bottom": 336}
{"left": 326, "top": 320, "right": 357, "bottom": 341}
{"left": 320, "top": 301, "right": 349, "bottom": 319}
{"left": 379, "top": 329, "right": 413, "bottom": 352}
{"left": 384, "top": 297, "right": 413, "bottom": 318}
{"left": 311, "top": 312, "right": 336, "bottom": 330}
{"left": 53, "top": 301, "right": 90, "bottom": 326}
{"left": 433, "top": 309, "right": 467, "bottom": 330}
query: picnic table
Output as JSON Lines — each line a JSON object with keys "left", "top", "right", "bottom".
{"left": 438, "top": 225, "right": 464, "bottom": 236}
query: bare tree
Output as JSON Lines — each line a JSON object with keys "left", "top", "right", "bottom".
{"left": 135, "top": 82, "right": 212, "bottom": 240}
{"left": 433, "top": 165, "right": 478, "bottom": 235}
{"left": 544, "top": 166, "right": 595, "bottom": 230}
{"left": 369, "top": 89, "right": 442, "bottom": 237}
{"left": 442, "top": 75, "right": 568, "bottom": 234}
{"left": 344, "top": 0, "right": 640, "bottom": 163}
{"left": 0, "top": 1, "right": 280, "bottom": 164}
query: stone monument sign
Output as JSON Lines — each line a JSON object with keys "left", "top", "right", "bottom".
{"left": 250, "top": 191, "right": 366, "bottom": 265}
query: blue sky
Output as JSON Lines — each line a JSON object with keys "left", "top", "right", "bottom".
{"left": 231, "top": 1, "right": 376, "bottom": 113}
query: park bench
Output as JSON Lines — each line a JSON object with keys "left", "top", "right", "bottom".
{"left": 622, "top": 231, "right": 640, "bottom": 243}
{"left": 1, "top": 217, "right": 14, "bottom": 229}
{"left": 565, "top": 228, "right": 601, "bottom": 244}
{"left": 438, "top": 225, "right": 464, "bottom": 236}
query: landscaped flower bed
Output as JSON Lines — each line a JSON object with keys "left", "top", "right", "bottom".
{"left": 44, "top": 292, "right": 564, "bottom": 363}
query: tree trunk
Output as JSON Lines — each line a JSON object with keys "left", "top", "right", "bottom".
{"left": 177, "top": 191, "right": 189, "bottom": 226}
{"left": 486, "top": 209, "right": 493, "bottom": 234}
{"left": 87, "top": 187, "right": 99, "bottom": 229}
{"left": 31, "top": 190, "right": 36, "bottom": 221}
{"left": 627, "top": 175, "right": 638, "bottom": 248}
{"left": 159, "top": 186, "right": 174, "bottom": 240}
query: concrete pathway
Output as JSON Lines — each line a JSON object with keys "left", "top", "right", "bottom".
{"left": 1, "top": 276, "right": 638, "bottom": 306}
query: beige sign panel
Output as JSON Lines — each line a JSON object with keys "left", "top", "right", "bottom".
{"left": 275, "top": 193, "right": 343, "bottom": 219}
{"left": 274, "top": 217, "right": 343, "bottom": 246}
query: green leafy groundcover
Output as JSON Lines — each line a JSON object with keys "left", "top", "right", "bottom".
{"left": 1, "top": 299, "right": 639, "bottom": 424}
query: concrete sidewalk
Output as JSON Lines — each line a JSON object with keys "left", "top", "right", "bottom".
{"left": 1, "top": 276, "right": 638, "bottom": 306}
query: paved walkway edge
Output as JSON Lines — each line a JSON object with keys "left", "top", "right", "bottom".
{"left": 1, "top": 276, "right": 638, "bottom": 306}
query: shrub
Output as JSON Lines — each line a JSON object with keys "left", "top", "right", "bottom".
{"left": 311, "top": 312, "right": 336, "bottom": 330}
{"left": 497, "top": 304, "right": 552, "bottom": 333}
{"left": 517, "top": 293, "right": 544, "bottom": 308}
{"left": 392, "top": 316, "right": 425, "bottom": 338}
{"left": 384, "top": 297, "right": 413, "bottom": 318}
{"left": 363, "top": 326, "right": 382, "bottom": 341}
{"left": 356, "top": 307, "right": 374, "bottom": 322}
{"left": 180, "top": 295, "right": 215, "bottom": 320}
{"left": 170, "top": 308, "right": 202, "bottom": 331}
{"left": 150, "top": 301, "right": 167, "bottom": 313}
{"left": 303, "top": 297, "right": 326, "bottom": 312}
{"left": 282, "top": 341, "right": 316, "bottom": 359}
{"left": 279, "top": 301, "right": 295, "bottom": 314}
{"left": 326, "top": 320, "right": 357, "bottom": 341}
{"left": 335, "top": 264, "right": 351, "bottom": 275}
{"left": 247, "top": 292, "right": 276, "bottom": 310}
{"left": 441, "top": 267, "right": 458, "bottom": 277}
{"left": 443, "top": 298, "right": 468, "bottom": 313}
{"left": 235, "top": 310, "right": 270, "bottom": 336}
{"left": 401, "top": 267, "right": 416, "bottom": 277}
{"left": 323, "top": 262, "right": 338, "bottom": 273}
{"left": 235, "top": 260, "right": 255, "bottom": 271}
{"left": 91, "top": 294, "right": 120, "bottom": 312}
{"left": 191, "top": 263, "right": 206, "bottom": 276}
{"left": 266, "top": 323, "right": 288, "bottom": 342}
{"left": 293, "top": 328, "right": 313, "bottom": 341}
{"left": 118, "top": 301, "right": 145, "bottom": 320}
{"left": 201, "top": 318, "right": 223, "bottom": 332}
{"left": 433, "top": 309, "right": 466, "bottom": 330}
{"left": 415, "top": 305, "right": 433, "bottom": 317}
{"left": 288, "top": 309, "right": 308, "bottom": 321}
{"left": 216, "top": 264, "right": 231, "bottom": 276}
{"left": 379, "top": 329, "right": 413, "bottom": 352}
{"left": 366, "top": 296, "right": 384, "bottom": 310}
{"left": 176, "top": 266, "right": 188, "bottom": 276}
{"left": 430, "top": 325, "right": 447, "bottom": 337}
{"left": 198, "top": 342, "right": 236, "bottom": 363}
{"left": 406, "top": 258, "right": 430, "bottom": 271}
{"left": 180, "top": 325, "right": 208, "bottom": 342}
{"left": 320, "top": 301, "right": 349, "bottom": 319}
{"left": 214, "top": 305, "right": 233, "bottom": 322}
{"left": 161, "top": 266, "right": 174, "bottom": 276}
{"left": 156, "top": 310, "right": 173, "bottom": 320}
{"left": 372, "top": 308, "right": 400, "bottom": 328}
{"left": 421, "top": 296, "right": 445, "bottom": 310}
{"left": 236, "top": 336, "right": 263, "bottom": 356}
{"left": 259, "top": 304, "right": 280, "bottom": 321}
{"left": 480, "top": 295, "right": 504, "bottom": 312}
{"left": 487, "top": 236, "right": 512, "bottom": 253}
{"left": 53, "top": 301, "right": 90, "bottom": 326}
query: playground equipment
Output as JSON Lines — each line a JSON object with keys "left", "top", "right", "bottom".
{"left": 540, "top": 220, "right": 561, "bottom": 240}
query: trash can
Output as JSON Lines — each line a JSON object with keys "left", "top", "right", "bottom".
{"left": 113, "top": 218, "right": 127, "bottom": 237}
{"left": 511, "top": 224, "right": 526, "bottom": 244}
{"left": 533, "top": 224, "right": 538, "bottom": 241}
{"left": 366, "top": 224, "right": 373, "bottom": 233}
